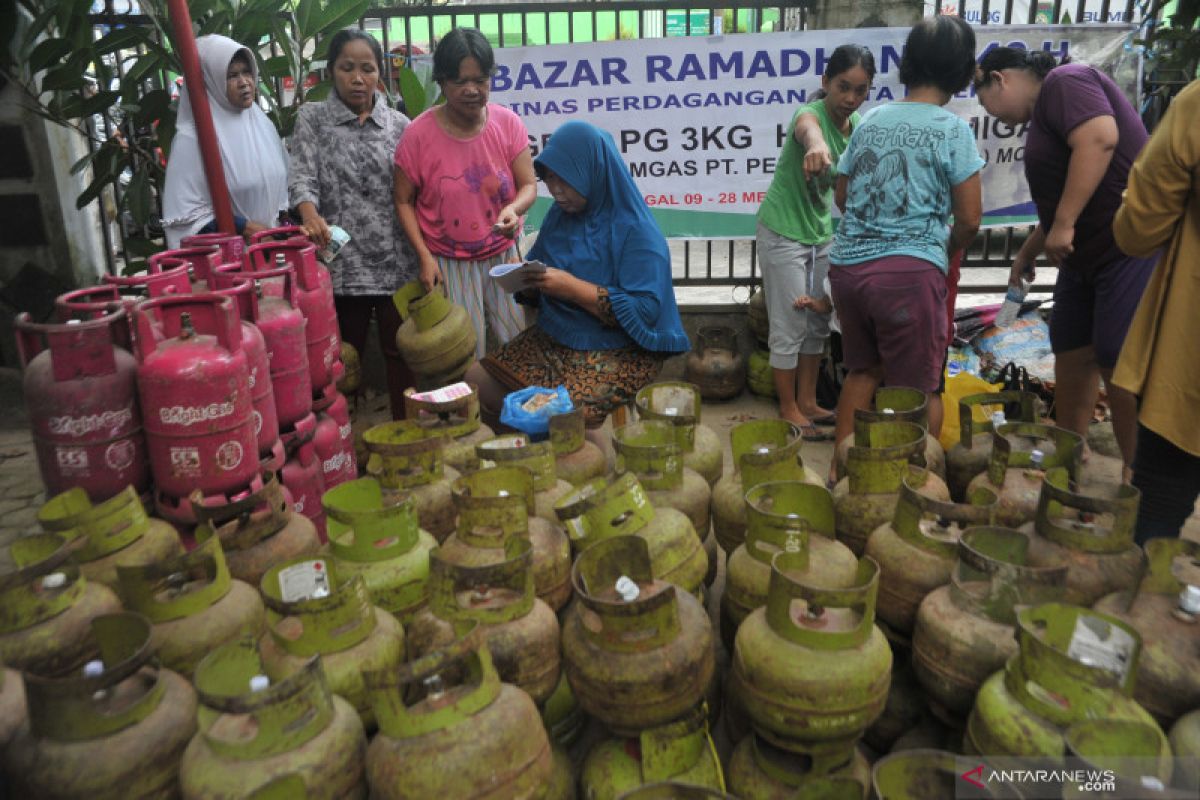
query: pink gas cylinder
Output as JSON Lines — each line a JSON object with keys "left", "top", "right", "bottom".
{"left": 55, "top": 285, "right": 141, "bottom": 346}
{"left": 105, "top": 260, "right": 194, "bottom": 298}
{"left": 245, "top": 236, "right": 341, "bottom": 396}
{"left": 16, "top": 306, "right": 149, "bottom": 501}
{"left": 311, "top": 385, "right": 356, "bottom": 492}
{"left": 150, "top": 246, "right": 222, "bottom": 290}
{"left": 180, "top": 232, "right": 244, "bottom": 268}
{"left": 279, "top": 415, "right": 327, "bottom": 541}
{"left": 210, "top": 262, "right": 312, "bottom": 430}
{"left": 134, "top": 294, "right": 258, "bottom": 508}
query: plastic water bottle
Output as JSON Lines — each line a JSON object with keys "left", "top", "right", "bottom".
{"left": 994, "top": 280, "right": 1029, "bottom": 328}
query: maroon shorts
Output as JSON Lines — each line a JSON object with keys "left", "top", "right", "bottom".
{"left": 829, "top": 255, "right": 948, "bottom": 393}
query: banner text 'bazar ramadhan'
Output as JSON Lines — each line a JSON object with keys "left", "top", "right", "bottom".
{"left": 481, "top": 25, "right": 1136, "bottom": 237}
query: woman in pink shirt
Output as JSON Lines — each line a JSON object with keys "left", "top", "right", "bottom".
{"left": 394, "top": 27, "right": 537, "bottom": 359}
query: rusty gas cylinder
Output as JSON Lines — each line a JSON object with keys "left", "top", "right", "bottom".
{"left": 636, "top": 382, "right": 724, "bottom": 487}
{"left": 407, "top": 540, "right": 560, "bottom": 705}
{"left": 946, "top": 392, "right": 1038, "bottom": 502}
{"left": 477, "top": 433, "right": 574, "bottom": 524}
{"left": 1063, "top": 719, "right": 1177, "bottom": 799}
{"left": 871, "top": 749, "right": 1021, "bottom": 799}
{"left": 550, "top": 407, "right": 607, "bottom": 487}
{"left": 727, "top": 733, "right": 870, "bottom": 800}
{"left": 834, "top": 387, "right": 946, "bottom": 481}
{"left": 965, "top": 603, "right": 1168, "bottom": 760}
{"left": 0, "top": 533, "right": 122, "bottom": 674}
{"left": 911, "top": 527, "right": 1066, "bottom": 726}
{"left": 865, "top": 477, "right": 997, "bottom": 639}
{"left": 833, "top": 421, "right": 950, "bottom": 556}
{"left": 613, "top": 419, "right": 716, "bottom": 587}
{"left": 746, "top": 349, "right": 775, "bottom": 399}
{"left": 562, "top": 536, "right": 714, "bottom": 735}
{"left": 116, "top": 535, "right": 265, "bottom": 677}
{"left": 1023, "top": 466, "right": 1144, "bottom": 606}
{"left": 16, "top": 304, "right": 149, "bottom": 501}
{"left": 712, "top": 419, "right": 822, "bottom": 554}
{"left": 180, "top": 638, "right": 368, "bottom": 798}
{"left": 37, "top": 485, "right": 182, "bottom": 592}
{"left": 259, "top": 556, "right": 404, "bottom": 730}
{"left": 965, "top": 422, "right": 1083, "bottom": 528}
{"left": 365, "top": 628, "right": 555, "bottom": 798}
{"left": 4, "top": 613, "right": 197, "bottom": 800}
{"left": 684, "top": 326, "right": 746, "bottom": 401}
{"left": 393, "top": 281, "right": 477, "bottom": 387}
{"left": 863, "top": 657, "right": 928, "bottom": 757}
{"left": 323, "top": 478, "right": 438, "bottom": 625}
{"left": 363, "top": 420, "right": 459, "bottom": 541}
{"left": 747, "top": 287, "right": 768, "bottom": 345}
{"left": 581, "top": 704, "right": 726, "bottom": 800}
{"left": 1093, "top": 538, "right": 1200, "bottom": 728}
{"left": 444, "top": 466, "right": 572, "bottom": 612}
{"left": 191, "top": 472, "right": 321, "bottom": 587}
{"left": 721, "top": 481, "right": 858, "bottom": 653}
{"left": 556, "top": 472, "right": 708, "bottom": 599}
{"left": 338, "top": 341, "right": 362, "bottom": 397}
{"left": 404, "top": 383, "right": 494, "bottom": 473}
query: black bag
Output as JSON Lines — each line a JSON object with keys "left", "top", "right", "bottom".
{"left": 997, "top": 361, "right": 1055, "bottom": 421}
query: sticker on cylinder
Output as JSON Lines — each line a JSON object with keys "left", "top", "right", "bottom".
{"left": 56, "top": 446, "right": 89, "bottom": 474}
{"left": 170, "top": 447, "right": 201, "bottom": 477}
{"left": 1065, "top": 615, "right": 1135, "bottom": 681}
{"left": 105, "top": 440, "right": 136, "bottom": 471}
{"left": 252, "top": 411, "right": 263, "bottom": 436}
{"left": 215, "top": 440, "right": 244, "bottom": 472}
{"left": 278, "top": 559, "right": 330, "bottom": 602}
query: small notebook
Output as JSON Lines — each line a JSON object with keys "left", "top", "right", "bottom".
{"left": 489, "top": 260, "right": 547, "bottom": 293}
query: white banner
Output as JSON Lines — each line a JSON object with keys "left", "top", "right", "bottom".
{"left": 480, "top": 24, "right": 1138, "bottom": 237}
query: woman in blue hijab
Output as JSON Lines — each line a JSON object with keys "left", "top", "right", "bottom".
{"left": 465, "top": 120, "right": 689, "bottom": 433}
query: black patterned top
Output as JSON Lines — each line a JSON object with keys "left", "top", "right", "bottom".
{"left": 289, "top": 90, "right": 417, "bottom": 295}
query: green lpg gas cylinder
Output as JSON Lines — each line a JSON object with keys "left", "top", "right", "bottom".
{"left": 542, "top": 669, "right": 587, "bottom": 748}
{"left": 833, "top": 420, "right": 950, "bottom": 556}
{"left": 613, "top": 419, "right": 717, "bottom": 587}
{"left": 403, "top": 384, "right": 494, "bottom": 473}
{"left": 366, "top": 629, "right": 556, "bottom": 799}
{"left": 551, "top": 407, "right": 608, "bottom": 487}
{"left": 477, "top": 433, "right": 574, "bottom": 524}
{"left": 116, "top": 535, "right": 265, "bottom": 677}
{"left": 5, "top": 612, "right": 197, "bottom": 800}
{"left": 1170, "top": 709, "right": 1200, "bottom": 792}
{"left": 966, "top": 423, "right": 1083, "bottom": 528}
{"left": 712, "top": 419, "right": 822, "bottom": 554}
{"left": 562, "top": 536, "right": 714, "bottom": 736}
{"left": 0, "top": 532, "right": 122, "bottom": 674}
{"left": 581, "top": 704, "right": 725, "bottom": 800}
{"left": 37, "top": 485, "right": 181, "bottom": 592}
{"left": 834, "top": 387, "right": 946, "bottom": 481}
{"left": 746, "top": 349, "right": 775, "bottom": 398}
{"left": 363, "top": 420, "right": 459, "bottom": 541}
{"left": 727, "top": 732, "right": 870, "bottom": 800}
{"left": 323, "top": 478, "right": 437, "bottom": 625}
{"left": 1063, "top": 719, "right": 1177, "bottom": 799}
{"left": 965, "top": 603, "right": 1169, "bottom": 759}
{"left": 407, "top": 539, "right": 560, "bottom": 705}
{"left": 1023, "top": 466, "right": 1144, "bottom": 606}
{"left": 445, "top": 466, "right": 571, "bottom": 611}
{"left": 259, "top": 556, "right": 404, "bottom": 729}
{"left": 865, "top": 477, "right": 997, "bottom": 640}
{"left": 635, "top": 381, "right": 724, "bottom": 487}
{"left": 721, "top": 480, "right": 857, "bottom": 652}
{"left": 393, "top": 281, "right": 476, "bottom": 387}
{"left": 871, "top": 748, "right": 1021, "bottom": 799}
{"left": 180, "top": 638, "right": 368, "bottom": 798}
{"left": 946, "top": 391, "right": 1037, "bottom": 502}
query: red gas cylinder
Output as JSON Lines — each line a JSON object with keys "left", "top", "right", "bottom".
{"left": 105, "top": 261, "right": 194, "bottom": 299}
{"left": 180, "top": 232, "right": 244, "bottom": 269}
{"left": 150, "top": 247, "right": 221, "bottom": 290}
{"left": 246, "top": 236, "right": 341, "bottom": 395}
{"left": 210, "top": 262, "right": 312, "bottom": 429}
{"left": 54, "top": 285, "right": 142, "bottom": 347}
{"left": 134, "top": 294, "right": 258, "bottom": 506}
{"left": 15, "top": 306, "right": 149, "bottom": 501}
{"left": 312, "top": 386, "right": 356, "bottom": 492}
{"left": 280, "top": 419, "right": 327, "bottom": 541}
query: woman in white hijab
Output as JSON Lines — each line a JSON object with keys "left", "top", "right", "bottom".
{"left": 162, "top": 34, "right": 289, "bottom": 247}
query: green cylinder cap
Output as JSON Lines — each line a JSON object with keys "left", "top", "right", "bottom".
{"left": 950, "top": 527, "right": 1066, "bottom": 624}
{"left": 116, "top": 534, "right": 233, "bottom": 623}
{"left": 427, "top": 538, "right": 535, "bottom": 624}
{"left": 613, "top": 419, "right": 684, "bottom": 490}
{"left": 731, "top": 419, "right": 807, "bottom": 489}
{"left": 852, "top": 386, "right": 930, "bottom": 441}
{"left": 1034, "top": 466, "right": 1140, "bottom": 554}
{"left": 193, "top": 475, "right": 291, "bottom": 552}
{"left": 476, "top": 434, "right": 557, "bottom": 490}
{"left": 364, "top": 421, "right": 447, "bottom": 489}
{"left": 324, "top": 478, "right": 422, "bottom": 562}
{"left": 549, "top": 408, "right": 586, "bottom": 455}
{"left": 261, "top": 557, "right": 377, "bottom": 656}
{"left": 403, "top": 384, "right": 481, "bottom": 440}
{"left": 985, "top": 423, "right": 1083, "bottom": 487}
{"left": 890, "top": 474, "right": 997, "bottom": 558}
{"left": 635, "top": 382, "right": 702, "bottom": 453}
{"left": 0, "top": 533, "right": 85, "bottom": 633}
{"left": 957, "top": 391, "right": 1037, "bottom": 450}
{"left": 744, "top": 481, "right": 835, "bottom": 569}
{"left": 846, "top": 420, "right": 927, "bottom": 494}
{"left": 451, "top": 467, "right": 533, "bottom": 544}
{"left": 765, "top": 552, "right": 880, "bottom": 649}
{"left": 572, "top": 535, "right": 681, "bottom": 653}
{"left": 38, "top": 485, "right": 149, "bottom": 561}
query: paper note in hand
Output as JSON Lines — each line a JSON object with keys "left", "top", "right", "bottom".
{"left": 489, "top": 260, "right": 547, "bottom": 293}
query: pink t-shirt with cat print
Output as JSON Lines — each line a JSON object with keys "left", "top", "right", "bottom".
{"left": 394, "top": 103, "right": 530, "bottom": 261}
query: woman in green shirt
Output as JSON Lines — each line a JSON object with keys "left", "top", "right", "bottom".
{"left": 756, "top": 45, "right": 876, "bottom": 438}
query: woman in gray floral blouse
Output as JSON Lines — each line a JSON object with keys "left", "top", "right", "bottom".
{"left": 290, "top": 29, "right": 416, "bottom": 418}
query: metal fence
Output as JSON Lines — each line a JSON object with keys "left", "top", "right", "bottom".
{"left": 86, "top": 0, "right": 1142, "bottom": 297}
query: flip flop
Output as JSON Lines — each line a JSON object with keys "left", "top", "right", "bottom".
{"left": 799, "top": 424, "right": 832, "bottom": 442}
{"left": 809, "top": 413, "right": 836, "bottom": 426}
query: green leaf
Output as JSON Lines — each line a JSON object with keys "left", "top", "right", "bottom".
{"left": 398, "top": 66, "right": 426, "bottom": 116}
{"left": 134, "top": 88, "right": 172, "bottom": 125}
{"left": 317, "top": 0, "right": 370, "bottom": 37}
{"left": 124, "top": 237, "right": 164, "bottom": 258}
{"left": 295, "top": 0, "right": 318, "bottom": 39}
{"left": 77, "top": 171, "right": 112, "bottom": 210}
{"left": 21, "top": 7, "right": 57, "bottom": 53}
{"left": 122, "top": 53, "right": 161, "bottom": 85}
{"left": 28, "top": 38, "right": 73, "bottom": 74}
{"left": 156, "top": 114, "right": 177, "bottom": 160}
{"left": 260, "top": 54, "right": 291, "bottom": 79}
{"left": 40, "top": 65, "right": 85, "bottom": 92}
{"left": 93, "top": 26, "right": 149, "bottom": 56}
{"left": 71, "top": 150, "right": 100, "bottom": 176}
{"left": 304, "top": 80, "right": 331, "bottom": 102}
{"left": 125, "top": 168, "right": 152, "bottom": 228}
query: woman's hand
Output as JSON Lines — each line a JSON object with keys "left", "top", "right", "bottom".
{"left": 418, "top": 254, "right": 443, "bottom": 292}
{"left": 242, "top": 220, "right": 268, "bottom": 239}
{"left": 1009, "top": 256, "right": 1036, "bottom": 287}
{"left": 493, "top": 205, "right": 521, "bottom": 238}
{"left": 1043, "top": 222, "right": 1075, "bottom": 266}
{"left": 301, "top": 210, "right": 332, "bottom": 249}
{"left": 802, "top": 142, "right": 832, "bottom": 180}
{"left": 524, "top": 266, "right": 580, "bottom": 301}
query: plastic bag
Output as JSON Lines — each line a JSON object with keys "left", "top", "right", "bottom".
{"left": 501, "top": 385, "right": 574, "bottom": 437}
{"left": 939, "top": 370, "right": 1003, "bottom": 451}
{"left": 974, "top": 316, "right": 1055, "bottom": 383}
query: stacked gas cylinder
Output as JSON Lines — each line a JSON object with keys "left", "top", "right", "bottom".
{"left": 3, "top": 362, "right": 1199, "bottom": 798}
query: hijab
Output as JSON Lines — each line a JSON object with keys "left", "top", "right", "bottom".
{"left": 162, "top": 35, "right": 289, "bottom": 247}
{"left": 529, "top": 121, "right": 688, "bottom": 353}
